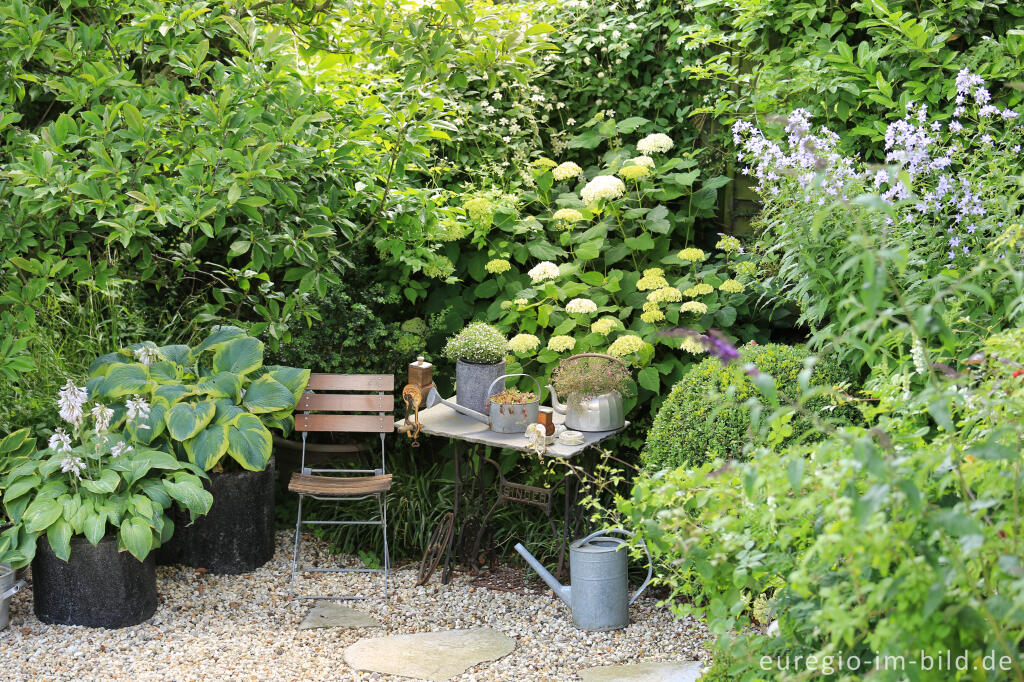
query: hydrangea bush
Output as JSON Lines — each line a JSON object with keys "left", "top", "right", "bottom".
{"left": 431, "top": 130, "right": 767, "bottom": 414}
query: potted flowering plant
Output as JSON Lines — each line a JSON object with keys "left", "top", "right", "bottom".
{"left": 84, "top": 326, "right": 310, "bottom": 574}
{"left": 547, "top": 354, "right": 633, "bottom": 431}
{"left": 443, "top": 322, "right": 508, "bottom": 413}
{"left": 1, "top": 382, "right": 213, "bottom": 628}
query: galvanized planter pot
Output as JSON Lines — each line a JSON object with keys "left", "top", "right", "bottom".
{"left": 33, "top": 535, "right": 157, "bottom": 628}
{"left": 455, "top": 359, "right": 506, "bottom": 414}
{"left": 1, "top": 562, "right": 25, "bottom": 630}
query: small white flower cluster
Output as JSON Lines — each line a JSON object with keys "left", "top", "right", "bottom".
{"left": 565, "top": 298, "right": 598, "bottom": 314}
{"left": 90, "top": 403, "right": 114, "bottom": 434}
{"left": 580, "top": 175, "right": 625, "bottom": 204}
{"left": 133, "top": 346, "right": 160, "bottom": 367}
{"left": 61, "top": 455, "right": 87, "bottom": 480}
{"left": 636, "top": 133, "right": 674, "bottom": 155}
{"left": 57, "top": 380, "right": 88, "bottom": 428}
{"left": 111, "top": 441, "right": 133, "bottom": 458}
{"left": 528, "top": 261, "right": 560, "bottom": 283}
{"left": 552, "top": 161, "right": 583, "bottom": 181}
{"left": 126, "top": 394, "right": 152, "bottom": 429}
{"left": 48, "top": 427, "right": 73, "bottom": 453}
{"left": 910, "top": 340, "right": 928, "bottom": 375}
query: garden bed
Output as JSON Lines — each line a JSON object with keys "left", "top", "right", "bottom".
{"left": 0, "top": 532, "right": 711, "bottom": 681}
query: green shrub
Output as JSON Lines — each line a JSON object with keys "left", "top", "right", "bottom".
{"left": 641, "top": 343, "right": 857, "bottom": 470}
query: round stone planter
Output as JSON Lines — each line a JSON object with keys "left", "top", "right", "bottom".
{"left": 32, "top": 535, "right": 157, "bottom": 628}
{"left": 455, "top": 359, "right": 506, "bottom": 415}
{"left": 158, "top": 458, "right": 277, "bottom": 574}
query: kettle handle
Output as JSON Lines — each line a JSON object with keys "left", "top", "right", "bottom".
{"left": 486, "top": 373, "right": 542, "bottom": 400}
{"left": 577, "top": 527, "right": 653, "bottom": 605}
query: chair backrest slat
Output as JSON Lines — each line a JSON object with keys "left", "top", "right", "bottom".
{"left": 295, "top": 414, "right": 394, "bottom": 433}
{"left": 298, "top": 393, "right": 393, "bottom": 413}
{"left": 306, "top": 373, "right": 394, "bottom": 392}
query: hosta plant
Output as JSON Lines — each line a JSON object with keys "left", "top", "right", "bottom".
{"left": 1, "top": 383, "right": 214, "bottom": 566}
{"left": 86, "top": 326, "right": 310, "bottom": 472}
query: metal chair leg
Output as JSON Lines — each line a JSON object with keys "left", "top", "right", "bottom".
{"left": 290, "top": 494, "right": 304, "bottom": 594}
{"left": 380, "top": 493, "right": 390, "bottom": 599}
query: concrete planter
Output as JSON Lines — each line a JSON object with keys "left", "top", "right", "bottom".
{"left": 455, "top": 359, "right": 506, "bottom": 414}
{"left": 158, "top": 458, "right": 277, "bottom": 574}
{"left": 32, "top": 536, "right": 157, "bottom": 628}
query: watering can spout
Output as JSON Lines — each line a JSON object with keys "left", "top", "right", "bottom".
{"left": 515, "top": 542, "right": 571, "bottom": 606}
{"left": 546, "top": 385, "right": 567, "bottom": 415}
{"left": 425, "top": 386, "right": 489, "bottom": 425}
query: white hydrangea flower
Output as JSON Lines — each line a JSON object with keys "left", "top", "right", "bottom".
{"left": 48, "top": 428, "right": 73, "bottom": 453}
{"left": 551, "top": 208, "right": 584, "bottom": 223}
{"left": 636, "top": 133, "right": 674, "bottom": 154}
{"left": 57, "top": 380, "right": 88, "bottom": 428}
{"left": 565, "top": 298, "right": 598, "bottom": 314}
{"left": 111, "top": 441, "right": 132, "bottom": 458}
{"left": 528, "top": 261, "right": 560, "bottom": 283}
{"left": 133, "top": 346, "right": 160, "bottom": 367}
{"left": 547, "top": 336, "right": 577, "bottom": 352}
{"left": 680, "top": 335, "right": 706, "bottom": 354}
{"left": 508, "top": 334, "right": 541, "bottom": 354}
{"left": 630, "top": 155, "right": 655, "bottom": 168}
{"left": 552, "top": 162, "right": 583, "bottom": 181}
{"left": 580, "top": 175, "right": 625, "bottom": 204}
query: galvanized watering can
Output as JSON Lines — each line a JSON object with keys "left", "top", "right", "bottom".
{"left": 426, "top": 373, "right": 541, "bottom": 434}
{"left": 515, "top": 528, "right": 652, "bottom": 631}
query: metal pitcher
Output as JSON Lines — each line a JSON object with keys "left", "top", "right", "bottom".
{"left": 548, "top": 353, "right": 627, "bottom": 432}
{"left": 1, "top": 563, "right": 25, "bottom": 630}
{"left": 515, "top": 528, "right": 652, "bottom": 631}
{"left": 426, "top": 374, "right": 541, "bottom": 434}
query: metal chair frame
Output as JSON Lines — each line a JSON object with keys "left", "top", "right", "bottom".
{"left": 289, "top": 373, "right": 394, "bottom": 601}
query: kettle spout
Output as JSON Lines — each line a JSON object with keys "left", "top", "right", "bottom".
{"left": 426, "top": 386, "right": 489, "bottom": 425}
{"left": 546, "top": 385, "right": 567, "bottom": 415}
{"left": 514, "top": 542, "right": 570, "bottom": 606}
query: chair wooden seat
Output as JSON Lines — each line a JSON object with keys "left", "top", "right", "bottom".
{"left": 289, "top": 472, "right": 393, "bottom": 496}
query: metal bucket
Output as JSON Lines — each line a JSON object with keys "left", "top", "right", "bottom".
{"left": 1, "top": 563, "right": 26, "bottom": 629}
{"left": 455, "top": 359, "right": 506, "bottom": 414}
{"left": 485, "top": 373, "right": 541, "bottom": 434}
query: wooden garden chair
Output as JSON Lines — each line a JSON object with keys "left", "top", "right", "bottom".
{"left": 288, "top": 373, "right": 395, "bottom": 600}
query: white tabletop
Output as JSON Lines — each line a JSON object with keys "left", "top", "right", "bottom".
{"left": 397, "top": 399, "right": 627, "bottom": 459}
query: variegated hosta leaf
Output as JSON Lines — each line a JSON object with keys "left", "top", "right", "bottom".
{"left": 184, "top": 423, "right": 230, "bottom": 471}
{"left": 242, "top": 375, "right": 295, "bottom": 413}
{"left": 226, "top": 413, "right": 273, "bottom": 471}
{"left": 212, "top": 336, "right": 264, "bottom": 376}
{"left": 165, "top": 401, "right": 216, "bottom": 441}
{"left": 96, "top": 363, "right": 151, "bottom": 398}
{"left": 189, "top": 325, "right": 247, "bottom": 360}
{"left": 263, "top": 366, "right": 311, "bottom": 403}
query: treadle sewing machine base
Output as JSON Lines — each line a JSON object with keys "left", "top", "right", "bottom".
{"left": 396, "top": 400, "right": 627, "bottom": 585}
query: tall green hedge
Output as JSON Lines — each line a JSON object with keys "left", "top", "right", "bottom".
{"left": 642, "top": 343, "right": 858, "bottom": 471}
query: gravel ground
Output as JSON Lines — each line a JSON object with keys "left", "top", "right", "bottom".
{"left": 1, "top": 531, "right": 711, "bottom": 681}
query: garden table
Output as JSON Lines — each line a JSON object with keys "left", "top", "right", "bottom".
{"left": 395, "top": 400, "right": 627, "bottom": 584}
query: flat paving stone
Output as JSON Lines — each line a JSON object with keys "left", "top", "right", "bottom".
{"left": 298, "top": 603, "right": 380, "bottom": 629}
{"left": 343, "top": 627, "right": 515, "bottom": 681}
{"left": 578, "top": 661, "right": 703, "bottom": 682}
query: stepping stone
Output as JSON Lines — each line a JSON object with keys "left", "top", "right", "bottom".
{"left": 344, "top": 627, "right": 515, "bottom": 681}
{"left": 298, "top": 603, "right": 380, "bottom": 630}
{"left": 578, "top": 661, "right": 703, "bottom": 682}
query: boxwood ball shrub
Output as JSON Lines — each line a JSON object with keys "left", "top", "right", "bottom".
{"left": 642, "top": 343, "right": 856, "bottom": 470}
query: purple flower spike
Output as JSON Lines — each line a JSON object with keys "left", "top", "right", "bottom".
{"left": 704, "top": 329, "right": 740, "bottom": 364}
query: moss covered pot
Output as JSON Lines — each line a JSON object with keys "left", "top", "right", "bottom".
{"left": 33, "top": 535, "right": 157, "bottom": 628}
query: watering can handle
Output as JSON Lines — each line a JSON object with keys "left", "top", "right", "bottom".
{"left": 577, "top": 528, "right": 653, "bottom": 605}
{"left": 1, "top": 579, "right": 25, "bottom": 601}
{"left": 486, "top": 373, "right": 542, "bottom": 399}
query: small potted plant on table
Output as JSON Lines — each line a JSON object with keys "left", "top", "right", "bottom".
{"left": 86, "top": 326, "right": 310, "bottom": 574}
{"left": 443, "top": 322, "right": 508, "bottom": 414}
{"left": 1, "top": 383, "right": 213, "bottom": 628}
